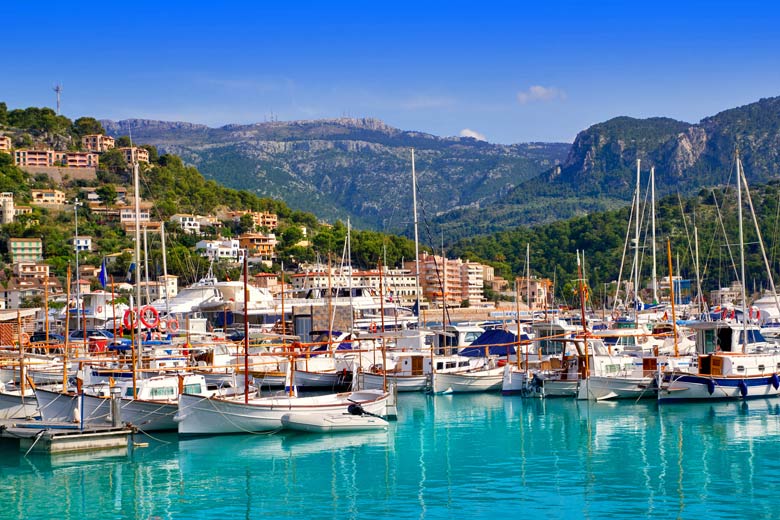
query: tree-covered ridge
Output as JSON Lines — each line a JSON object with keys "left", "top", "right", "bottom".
{"left": 0, "top": 104, "right": 418, "bottom": 289}
{"left": 450, "top": 180, "right": 780, "bottom": 304}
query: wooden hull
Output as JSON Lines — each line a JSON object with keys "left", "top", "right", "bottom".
{"left": 432, "top": 367, "right": 504, "bottom": 394}
{"left": 578, "top": 375, "right": 657, "bottom": 401}
{"left": 659, "top": 372, "right": 780, "bottom": 403}
{"left": 357, "top": 372, "right": 429, "bottom": 392}
{"left": 34, "top": 387, "right": 78, "bottom": 422}
{"left": 0, "top": 390, "right": 38, "bottom": 419}
{"left": 176, "top": 389, "right": 389, "bottom": 435}
{"left": 501, "top": 365, "right": 529, "bottom": 395}
{"left": 81, "top": 394, "right": 179, "bottom": 431}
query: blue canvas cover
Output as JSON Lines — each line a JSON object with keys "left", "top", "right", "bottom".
{"left": 459, "top": 329, "right": 517, "bottom": 357}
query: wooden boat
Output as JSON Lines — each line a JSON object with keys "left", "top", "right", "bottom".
{"left": 659, "top": 321, "right": 780, "bottom": 403}
{"left": 431, "top": 365, "right": 504, "bottom": 394}
{"left": 280, "top": 411, "right": 388, "bottom": 432}
{"left": 176, "top": 388, "right": 389, "bottom": 435}
{"left": 0, "top": 383, "right": 38, "bottom": 419}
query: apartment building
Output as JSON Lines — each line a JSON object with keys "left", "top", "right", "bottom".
{"left": 54, "top": 151, "right": 99, "bottom": 168}
{"left": 238, "top": 232, "right": 277, "bottom": 258}
{"left": 118, "top": 147, "right": 150, "bottom": 164}
{"left": 30, "top": 189, "right": 66, "bottom": 205}
{"left": 81, "top": 134, "right": 115, "bottom": 153}
{"left": 14, "top": 149, "right": 55, "bottom": 167}
{"left": 0, "top": 135, "right": 11, "bottom": 152}
{"left": 8, "top": 237, "right": 43, "bottom": 263}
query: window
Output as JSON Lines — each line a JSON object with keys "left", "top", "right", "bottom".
{"left": 183, "top": 384, "right": 202, "bottom": 394}
{"left": 149, "top": 386, "right": 176, "bottom": 398}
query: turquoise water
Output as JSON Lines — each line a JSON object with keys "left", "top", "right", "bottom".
{"left": 3, "top": 395, "right": 780, "bottom": 519}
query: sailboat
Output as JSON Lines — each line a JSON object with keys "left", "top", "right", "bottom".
{"left": 658, "top": 151, "right": 780, "bottom": 402}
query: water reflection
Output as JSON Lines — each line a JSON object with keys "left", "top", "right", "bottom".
{"left": 2, "top": 395, "right": 780, "bottom": 519}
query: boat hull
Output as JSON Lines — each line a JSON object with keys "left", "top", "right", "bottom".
{"left": 578, "top": 375, "right": 657, "bottom": 401}
{"left": 0, "top": 390, "right": 38, "bottom": 419}
{"left": 659, "top": 372, "right": 780, "bottom": 403}
{"left": 432, "top": 367, "right": 504, "bottom": 394}
{"left": 501, "top": 365, "right": 529, "bottom": 395}
{"left": 177, "top": 389, "right": 389, "bottom": 435}
{"left": 357, "top": 372, "right": 429, "bottom": 392}
{"left": 34, "top": 388, "right": 78, "bottom": 422}
{"left": 81, "top": 394, "right": 179, "bottom": 431}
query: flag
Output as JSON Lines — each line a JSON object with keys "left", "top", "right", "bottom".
{"left": 126, "top": 262, "right": 136, "bottom": 283}
{"left": 98, "top": 257, "right": 107, "bottom": 289}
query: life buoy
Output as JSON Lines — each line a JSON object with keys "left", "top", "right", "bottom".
{"left": 123, "top": 309, "right": 138, "bottom": 330}
{"left": 369, "top": 322, "right": 378, "bottom": 333}
{"left": 140, "top": 306, "right": 160, "bottom": 329}
{"left": 167, "top": 318, "right": 179, "bottom": 333}
{"left": 97, "top": 305, "right": 103, "bottom": 313}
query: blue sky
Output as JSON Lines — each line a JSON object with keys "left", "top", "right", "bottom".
{"left": 3, "top": 0, "right": 779, "bottom": 143}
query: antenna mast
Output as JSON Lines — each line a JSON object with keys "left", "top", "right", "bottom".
{"left": 53, "top": 83, "right": 63, "bottom": 115}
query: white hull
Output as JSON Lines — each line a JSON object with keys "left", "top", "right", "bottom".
{"left": 281, "top": 412, "right": 388, "bottom": 432}
{"left": 177, "top": 389, "right": 389, "bottom": 435}
{"left": 432, "top": 366, "right": 504, "bottom": 394}
{"left": 0, "top": 390, "right": 38, "bottom": 419}
{"left": 577, "top": 375, "right": 657, "bottom": 401}
{"left": 659, "top": 372, "right": 780, "bottom": 403}
{"left": 81, "top": 393, "right": 179, "bottom": 431}
{"left": 293, "top": 369, "right": 347, "bottom": 388}
{"left": 501, "top": 365, "right": 529, "bottom": 395}
{"left": 537, "top": 377, "right": 579, "bottom": 397}
{"left": 252, "top": 373, "right": 287, "bottom": 389}
{"left": 34, "top": 388, "right": 78, "bottom": 422}
{"left": 357, "top": 372, "right": 429, "bottom": 392}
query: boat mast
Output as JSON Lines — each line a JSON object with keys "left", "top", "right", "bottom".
{"left": 411, "top": 149, "right": 421, "bottom": 315}
{"left": 143, "top": 225, "right": 150, "bottom": 305}
{"left": 132, "top": 156, "right": 142, "bottom": 398}
{"left": 651, "top": 166, "right": 658, "bottom": 304}
{"left": 634, "top": 159, "right": 641, "bottom": 318}
{"left": 526, "top": 244, "right": 531, "bottom": 317}
{"left": 160, "top": 221, "right": 171, "bottom": 318}
{"left": 243, "top": 251, "right": 249, "bottom": 404}
{"left": 736, "top": 150, "right": 748, "bottom": 353}
{"left": 667, "top": 239, "right": 679, "bottom": 357}
{"left": 347, "top": 218, "right": 354, "bottom": 331}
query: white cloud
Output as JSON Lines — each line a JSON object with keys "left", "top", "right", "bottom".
{"left": 459, "top": 128, "right": 487, "bottom": 141}
{"left": 516, "top": 85, "right": 566, "bottom": 105}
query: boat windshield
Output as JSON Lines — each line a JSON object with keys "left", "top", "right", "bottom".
{"left": 740, "top": 329, "right": 768, "bottom": 344}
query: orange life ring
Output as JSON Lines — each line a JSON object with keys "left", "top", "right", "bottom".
{"left": 140, "top": 306, "right": 160, "bottom": 328}
{"left": 97, "top": 305, "right": 103, "bottom": 313}
{"left": 369, "top": 322, "right": 378, "bottom": 333}
{"left": 123, "top": 309, "right": 138, "bottom": 330}
{"left": 167, "top": 318, "right": 179, "bottom": 333}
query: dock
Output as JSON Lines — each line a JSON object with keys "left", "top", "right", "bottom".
{"left": 0, "top": 420, "right": 133, "bottom": 454}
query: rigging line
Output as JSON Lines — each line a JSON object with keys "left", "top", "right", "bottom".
{"left": 676, "top": 191, "right": 695, "bottom": 278}
{"left": 416, "top": 175, "right": 451, "bottom": 326}
{"left": 613, "top": 196, "right": 636, "bottom": 316}
{"left": 712, "top": 156, "right": 741, "bottom": 285}
{"left": 771, "top": 184, "right": 780, "bottom": 270}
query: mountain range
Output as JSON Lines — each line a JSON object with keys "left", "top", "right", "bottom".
{"left": 103, "top": 95, "right": 780, "bottom": 241}
{"left": 101, "top": 117, "right": 568, "bottom": 232}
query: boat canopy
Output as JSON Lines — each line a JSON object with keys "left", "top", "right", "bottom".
{"left": 459, "top": 329, "right": 516, "bottom": 357}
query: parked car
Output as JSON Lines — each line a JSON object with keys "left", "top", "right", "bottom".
{"left": 30, "top": 332, "right": 66, "bottom": 344}
{"left": 68, "top": 329, "right": 131, "bottom": 348}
